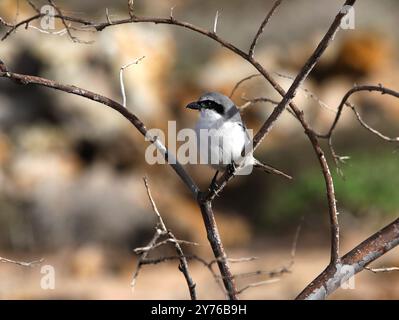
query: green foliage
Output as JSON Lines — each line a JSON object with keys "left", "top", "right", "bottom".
{"left": 260, "top": 152, "right": 399, "bottom": 226}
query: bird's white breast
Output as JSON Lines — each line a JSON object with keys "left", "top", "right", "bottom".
{"left": 195, "top": 110, "right": 248, "bottom": 170}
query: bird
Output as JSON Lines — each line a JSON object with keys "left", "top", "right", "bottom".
{"left": 186, "top": 92, "right": 292, "bottom": 187}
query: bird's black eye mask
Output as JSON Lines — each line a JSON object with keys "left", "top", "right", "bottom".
{"left": 199, "top": 100, "right": 224, "bottom": 115}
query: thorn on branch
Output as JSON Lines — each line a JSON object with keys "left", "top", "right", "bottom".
{"left": 170, "top": 6, "right": 176, "bottom": 21}
{"left": 105, "top": 8, "right": 113, "bottom": 25}
{"left": 128, "top": 0, "right": 135, "bottom": 18}
{"left": 213, "top": 10, "right": 220, "bottom": 34}
{"left": 119, "top": 56, "right": 145, "bottom": 108}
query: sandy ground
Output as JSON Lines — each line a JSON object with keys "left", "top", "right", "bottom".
{"left": 1, "top": 232, "right": 399, "bottom": 300}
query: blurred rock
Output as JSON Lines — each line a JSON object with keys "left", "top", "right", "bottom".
{"left": 336, "top": 33, "right": 394, "bottom": 77}
{"left": 69, "top": 245, "right": 106, "bottom": 278}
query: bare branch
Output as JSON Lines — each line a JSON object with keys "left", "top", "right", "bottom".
{"left": 252, "top": 0, "right": 356, "bottom": 152}
{"left": 351, "top": 104, "right": 399, "bottom": 142}
{"left": 0, "top": 17, "right": 14, "bottom": 27}
{"left": 28, "top": 24, "right": 67, "bottom": 36}
{"left": 319, "top": 84, "right": 399, "bottom": 172}
{"left": 48, "top": 0, "right": 92, "bottom": 44}
{"left": 274, "top": 72, "right": 337, "bottom": 113}
{"left": 249, "top": 0, "right": 283, "bottom": 58}
{"left": 134, "top": 238, "right": 198, "bottom": 254}
{"left": 229, "top": 74, "right": 261, "bottom": 98}
{"left": 365, "top": 266, "right": 399, "bottom": 273}
{"left": 140, "top": 255, "right": 226, "bottom": 295}
{"left": 26, "top": 0, "right": 40, "bottom": 13}
{"left": 131, "top": 228, "right": 163, "bottom": 290}
{"left": 240, "top": 94, "right": 279, "bottom": 106}
{"left": 119, "top": 56, "right": 145, "bottom": 108}
{"left": 0, "top": 256, "right": 43, "bottom": 267}
{"left": 128, "top": 0, "right": 135, "bottom": 18}
{"left": 197, "top": 197, "right": 238, "bottom": 299}
{"left": 0, "top": 65, "right": 200, "bottom": 198}
{"left": 297, "top": 217, "right": 399, "bottom": 300}
{"left": 325, "top": 84, "right": 399, "bottom": 139}
{"left": 132, "top": 177, "right": 197, "bottom": 299}
{"left": 170, "top": 6, "right": 176, "bottom": 20}
{"left": 237, "top": 278, "right": 280, "bottom": 295}
{"left": 105, "top": 8, "right": 113, "bottom": 25}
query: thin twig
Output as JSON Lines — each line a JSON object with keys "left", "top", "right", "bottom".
{"left": 48, "top": 0, "right": 93, "bottom": 44}
{"left": 229, "top": 74, "right": 261, "bottom": 98}
{"left": 249, "top": 0, "right": 283, "bottom": 57}
{"left": 135, "top": 177, "right": 197, "bottom": 300}
{"left": 140, "top": 255, "right": 226, "bottom": 295}
{"left": 0, "top": 256, "right": 43, "bottom": 267}
{"left": 128, "top": 0, "right": 135, "bottom": 18}
{"left": 297, "top": 218, "right": 399, "bottom": 300}
{"left": 105, "top": 8, "right": 112, "bottom": 25}
{"left": 237, "top": 278, "right": 280, "bottom": 295}
{"left": 28, "top": 25, "right": 67, "bottom": 35}
{"left": 213, "top": 11, "right": 219, "bottom": 34}
{"left": 119, "top": 56, "right": 145, "bottom": 108}
{"left": 319, "top": 84, "right": 399, "bottom": 171}
{"left": 351, "top": 104, "right": 399, "bottom": 142}
{"left": 324, "top": 84, "right": 399, "bottom": 139}
{"left": 274, "top": 71, "right": 337, "bottom": 113}
{"left": 134, "top": 238, "right": 198, "bottom": 254}
{"left": 365, "top": 266, "right": 399, "bottom": 273}
{"left": 26, "top": 0, "right": 40, "bottom": 13}
{"left": 170, "top": 6, "right": 176, "bottom": 20}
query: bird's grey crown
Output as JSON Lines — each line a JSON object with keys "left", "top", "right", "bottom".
{"left": 199, "top": 92, "right": 242, "bottom": 122}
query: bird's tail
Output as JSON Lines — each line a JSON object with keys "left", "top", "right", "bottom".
{"left": 253, "top": 159, "right": 292, "bottom": 180}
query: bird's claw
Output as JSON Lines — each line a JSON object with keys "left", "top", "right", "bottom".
{"left": 227, "top": 162, "right": 237, "bottom": 175}
{"left": 209, "top": 171, "right": 220, "bottom": 196}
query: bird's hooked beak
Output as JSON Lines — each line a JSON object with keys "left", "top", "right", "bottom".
{"left": 186, "top": 101, "right": 201, "bottom": 110}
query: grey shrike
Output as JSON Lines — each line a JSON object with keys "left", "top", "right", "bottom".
{"left": 186, "top": 92, "right": 292, "bottom": 184}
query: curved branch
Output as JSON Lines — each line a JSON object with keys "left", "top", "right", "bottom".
{"left": 0, "top": 67, "right": 199, "bottom": 197}
{"left": 229, "top": 74, "right": 261, "bottom": 98}
{"left": 319, "top": 84, "right": 399, "bottom": 168}
{"left": 0, "top": 62, "right": 239, "bottom": 299}
{"left": 325, "top": 84, "right": 399, "bottom": 140}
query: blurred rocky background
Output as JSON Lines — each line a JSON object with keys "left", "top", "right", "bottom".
{"left": 0, "top": 0, "right": 398, "bottom": 299}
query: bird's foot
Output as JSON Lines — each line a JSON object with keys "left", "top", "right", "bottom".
{"left": 227, "top": 162, "right": 237, "bottom": 175}
{"left": 208, "top": 170, "right": 220, "bottom": 196}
